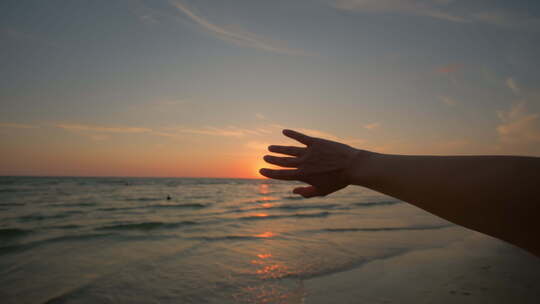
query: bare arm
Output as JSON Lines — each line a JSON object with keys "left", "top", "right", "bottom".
{"left": 354, "top": 153, "right": 540, "bottom": 256}
{"left": 260, "top": 129, "right": 540, "bottom": 256}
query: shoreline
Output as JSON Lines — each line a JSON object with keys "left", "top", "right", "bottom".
{"left": 304, "top": 231, "right": 540, "bottom": 303}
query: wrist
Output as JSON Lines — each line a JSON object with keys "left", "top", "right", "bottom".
{"left": 345, "top": 149, "right": 381, "bottom": 187}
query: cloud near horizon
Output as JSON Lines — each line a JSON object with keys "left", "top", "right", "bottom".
{"left": 0, "top": 122, "right": 39, "bottom": 129}
{"left": 436, "top": 63, "right": 463, "bottom": 74}
{"left": 472, "top": 10, "right": 540, "bottom": 30}
{"left": 440, "top": 96, "right": 458, "bottom": 107}
{"left": 506, "top": 77, "right": 520, "bottom": 95}
{"left": 363, "top": 122, "right": 381, "bottom": 130}
{"left": 176, "top": 126, "right": 260, "bottom": 137}
{"left": 496, "top": 102, "right": 540, "bottom": 152}
{"left": 55, "top": 123, "right": 152, "bottom": 133}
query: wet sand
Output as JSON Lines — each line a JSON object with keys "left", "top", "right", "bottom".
{"left": 305, "top": 231, "right": 540, "bottom": 303}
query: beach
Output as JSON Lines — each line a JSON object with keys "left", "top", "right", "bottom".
{"left": 1, "top": 177, "right": 539, "bottom": 303}
{"left": 305, "top": 231, "right": 540, "bottom": 303}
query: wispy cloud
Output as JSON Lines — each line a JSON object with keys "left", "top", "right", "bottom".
{"left": 245, "top": 141, "right": 270, "bottom": 151}
{"left": 331, "top": 0, "right": 467, "bottom": 23}
{"left": 363, "top": 122, "right": 381, "bottom": 130}
{"left": 0, "top": 122, "right": 39, "bottom": 129}
{"left": 496, "top": 102, "right": 540, "bottom": 147}
{"left": 128, "top": 0, "right": 163, "bottom": 25}
{"left": 331, "top": 0, "right": 540, "bottom": 30}
{"left": 254, "top": 124, "right": 364, "bottom": 146}
{"left": 295, "top": 127, "right": 365, "bottom": 146}
{"left": 53, "top": 121, "right": 363, "bottom": 149}
{"left": 472, "top": 10, "right": 540, "bottom": 30}
{"left": 436, "top": 63, "right": 462, "bottom": 74}
{"left": 170, "top": 1, "right": 310, "bottom": 55}
{"left": 440, "top": 96, "right": 458, "bottom": 107}
{"left": 296, "top": 128, "right": 343, "bottom": 141}
{"left": 506, "top": 77, "right": 520, "bottom": 95}
{"left": 55, "top": 123, "right": 151, "bottom": 133}
{"left": 169, "top": 126, "right": 262, "bottom": 137}
{"left": 139, "top": 14, "right": 158, "bottom": 24}
{"left": 89, "top": 134, "right": 110, "bottom": 141}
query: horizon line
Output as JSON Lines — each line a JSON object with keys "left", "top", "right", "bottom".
{"left": 0, "top": 174, "right": 268, "bottom": 180}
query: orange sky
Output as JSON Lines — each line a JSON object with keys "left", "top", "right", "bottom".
{"left": 2, "top": 1, "right": 540, "bottom": 177}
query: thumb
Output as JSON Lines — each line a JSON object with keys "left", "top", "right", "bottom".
{"left": 293, "top": 186, "right": 320, "bottom": 198}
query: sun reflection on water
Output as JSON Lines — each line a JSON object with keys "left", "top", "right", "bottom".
{"left": 254, "top": 231, "right": 276, "bottom": 238}
{"left": 231, "top": 182, "right": 307, "bottom": 303}
{"left": 258, "top": 183, "right": 269, "bottom": 194}
{"left": 260, "top": 202, "right": 274, "bottom": 208}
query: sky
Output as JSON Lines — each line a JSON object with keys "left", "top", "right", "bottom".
{"left": 1, "top": 0, "right": 540, "bottom": 178}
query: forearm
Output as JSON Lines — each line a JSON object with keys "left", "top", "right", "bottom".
{"left": 349, "top": 151, "right": 540, "bottom": 256}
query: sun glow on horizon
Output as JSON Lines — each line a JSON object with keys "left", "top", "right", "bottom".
{"left": 2, "top": 1, "right": 539, "bottom": 178}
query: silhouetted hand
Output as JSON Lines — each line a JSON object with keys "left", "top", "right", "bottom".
{"left": 260, "top": 129, "right": 360, "bottom": 198}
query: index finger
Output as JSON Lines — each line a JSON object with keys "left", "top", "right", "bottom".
{"left": 283, "top": 129, "right": 313, "bottom": 146}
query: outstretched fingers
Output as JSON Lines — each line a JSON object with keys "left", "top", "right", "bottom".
{"left": 283, "top": 129, "right": 313, "bottom": 146}
{"left": 268, "top": 145, "right": 306, "bottom": 157}
{"left": 259, "top": 168, "right": 301, "bottom": 181}
{"left": 263, "top": 155, "right": 301, "bottom": 168}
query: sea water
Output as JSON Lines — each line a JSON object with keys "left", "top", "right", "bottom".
{"left": 0, "top": 176, "right": 468, "bottom": 303}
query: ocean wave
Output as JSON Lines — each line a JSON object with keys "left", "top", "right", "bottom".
{"left": 96, "top": 203, "right": 206, "bottom": 212}
{"left": 226, "top": 203, "right": 344, "bottom": 215}
{"left": 282, "top": 196, "right": 304, "bottom": 200}
{"left": 97, "top": 206, "right": 139, "bottom": 212}
{"left": 239, "top": 198, "right": 280, "bottom": 205}
{"left": 52, "top": 202, "right": 97, "bottom": 208}
{"left": 275, "top": 248, "right": 410, "bottom": 281}
{"left": 293, "top": 211, "right": 331, "bottom": 218}
{"left": 150, "top": 203, "right": 207, "bottom": 209}
{"left": 0, "top": 228, "right": 32, "bottom": 239}
{"left": 0, "top": 231, "right": 184, "bottom": 256}
{"left": 0, "top": 202, "right": 25, "bottom": 207}
{"left": 240, "top": 211, "right": 331, "bottom": 221}
{"left": 185, "top": 195, "right": 211, "bottom": 199}
{"left": 96, "top": 221, "right": 198, "bottom": 231}
{"left": 269, "top": 203, "right": 342, "bottom": 211}
{"left": 125, "top": 197, "right": 164, "bottom": 202}
{"left": 49, "top": 224, "right": 82, "bottom": 230}
{"left": 0, "top": 188, "right": 20, "bottom": 193}
{"left": 189, "top": 235, "right": 262, "bottom": 242}
{"left": 17, "top": 211, "right": 82, "bottom": 222}
{"left": 0, "top": 233, "right": 114, "bottom": 256}
{"left": 320, "top": 224, "right": 454, "bottom": 233}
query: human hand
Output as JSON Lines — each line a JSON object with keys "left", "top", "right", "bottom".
{"left": 260, "top": 129, "right": 361, "bottom": 198}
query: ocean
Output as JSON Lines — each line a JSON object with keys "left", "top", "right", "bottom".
{"left": 1, "top": 176, "right": 476, "bottom": 303}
